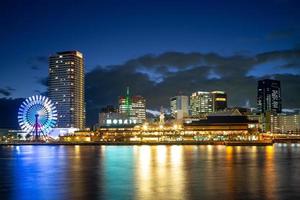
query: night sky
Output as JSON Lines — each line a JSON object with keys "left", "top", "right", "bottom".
{"left": 1, "top": 0, "right": 300, "bottom": 127}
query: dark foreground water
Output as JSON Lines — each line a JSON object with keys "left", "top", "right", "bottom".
{"left": 0, "top": 145, "right": 300, "bottom": 200}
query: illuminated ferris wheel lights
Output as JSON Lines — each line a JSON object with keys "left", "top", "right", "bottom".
{"left": 18, "top": 95, "right": 57, "bottom": 135}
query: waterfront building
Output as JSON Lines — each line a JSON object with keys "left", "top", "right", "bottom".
{"left": 211, "top": 91, "right": 227, "bottom": 111}
{"left": 257, "top": 79, "right": 282, "bottom": 114}
{"left": 207, "top": 108, "right": 242, "bottom": 116}
{"left": 98, "top": 105, "right": 118, "bottom": 127}
{"left": 270, "top": 114, "right": 300, "bottom": 134}
{"left": 119, "top": 88, "right": 146, "bottom": 124}
{"left": 49, "top": 51, "right": 85, "bottom": 129}
{"left": 190, "top": 91, "right": 213, "bottom": 116}
{"left": 170, "top": 95, "right": 189, "bottom": 120}
{"left": 96, "top": 115, "right": 259, "bottom": 142}
{"left": 184, "top": 115, "right": 258, "bottom": 136}
{"left": 99, "top": 105, "right": 138, "bottom": 127}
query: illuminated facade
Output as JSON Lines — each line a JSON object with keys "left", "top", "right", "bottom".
{"left": 170, "top": 95, "right": 189, "bottom": 120}
{"left": 190, "top": 90, "right": 227, "bottom": 116}
{"left": 131, "top": 96, "right": 146, "bottom": 123}
{"left": 257, "top": 79, "right": 281, "bottom": 114}
{"left": 98, "top": 105, "right": 138, "bottom": 127}
{"left": 49, "top": 51, "right": 85, "bottom": 129}
{"left": 190, "top": 91, "right": 213, "bottom": 116}
{"left": 96, "top": 115, "right": 259, "bottom": 142}
{"left": 271, "top": 114, "right": 300, "bottom": 134}
{"left": 119, "top": 88, "right": 146, "bottom": 124}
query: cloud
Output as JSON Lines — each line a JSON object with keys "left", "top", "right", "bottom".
{"left": 37, "top": 76, "right": 49, "bottom": 87}
{"left": 27, "top": 56, "right": 48, "bottom": 70}
{"left": 84, "top": 49, "right": 300, "bottom": 126}
{"left": 267, "top": 28, "right": 297, "bottom": 40}
{"left": 0, "top": 86, "right": 15, "bottom": 97}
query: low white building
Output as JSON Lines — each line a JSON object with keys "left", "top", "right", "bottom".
{"left": 271, "top": 114, "right": 300, "bottom": 134}
{"left": 170, "top": 95, "right": 189, "bottom": 121}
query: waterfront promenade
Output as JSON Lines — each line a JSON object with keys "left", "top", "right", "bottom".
{"left": 0, "top": 140, "right": 278, "bottom": 146}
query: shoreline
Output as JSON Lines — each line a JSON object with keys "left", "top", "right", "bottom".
{"left": 0, "top": 140, "right": 283, "bottom": 146}
{"left": 1, "top": 139, "right": 300, "bottom": 146}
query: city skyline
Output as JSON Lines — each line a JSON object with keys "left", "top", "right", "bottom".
{"left": 2, "top": 2, "right": 300, "bottom": 200}
{"left": 0, "top": 0, "right": 300, "bottom": 128}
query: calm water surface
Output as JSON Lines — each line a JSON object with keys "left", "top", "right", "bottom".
{"left": 0, "top": 144, "right": 300, "bottom": 200}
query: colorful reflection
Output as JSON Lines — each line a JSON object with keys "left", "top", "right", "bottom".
{"left": 0, "top": 145, "right": 298, "bottom": 200}
{"left": 135, "top": 145, "right": 186, "bottom": 200}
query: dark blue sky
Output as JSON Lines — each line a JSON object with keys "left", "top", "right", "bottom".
{"left": 0, "top": 0, "right": 300, "bottom": 98}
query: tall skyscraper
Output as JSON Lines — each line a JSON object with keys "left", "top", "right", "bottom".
{"left": 257, "top": 79, "right": 282, "bottom": 114}
{"left": 211, "top": 91, "right": 227, "bottom": 112}
{"left": 190, "top": 91, "right": 213, "bottom": 116}
{"left": 119, "top": 88, "right": 146, "bottom": 124}
{"left": 170, "top": 95, "right": 189, "bottom": 120}
{"left": 48, "top": 51, "right": 85, "bottom": 129}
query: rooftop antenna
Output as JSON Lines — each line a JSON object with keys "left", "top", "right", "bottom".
{"left": 125, "top": 86, "right": 131, "bottom": 117}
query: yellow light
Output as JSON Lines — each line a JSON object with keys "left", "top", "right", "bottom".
{"left": 215, "top": 98, "right": 226, "bottom": 101}
{"left": 173, "top": 124, "right": 178, "bottom": 130}
{"left": 143, "top": 123, "right": 148, "bottom": 130}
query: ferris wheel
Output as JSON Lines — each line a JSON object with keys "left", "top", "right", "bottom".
{"left": 18, "top": 95, "right": 57, "bottom": 141}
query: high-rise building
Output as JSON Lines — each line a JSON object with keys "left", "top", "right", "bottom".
{"left": 48, "top": 51, "right": 85, "bottom": 129}
{"left": 257, "top": 79, "right": 282, "bottom": 114}
{"left": 119, "top": 87, "right": 132, "bottom": 117}
{"left": 190, "top": 91, "right": 213, "bottom": 116}
{"left": 131, "top": 96, "right": 146, "bottom": 123}
{"left": 170, "top": 96, "right": 189, "bottom": 120}
{"left": 119, "top": 88, "right": 146, "bottom": 124}
{"left": 211, "top": 91, "right": 227, "bottom": 112}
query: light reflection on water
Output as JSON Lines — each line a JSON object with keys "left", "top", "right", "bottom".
{"left": 1, "top": 144, "right": 300, "bottom": 199}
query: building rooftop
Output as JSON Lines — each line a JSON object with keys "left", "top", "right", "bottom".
{"left": 184, "top": 115, "right": 257, "bottom": 126}
{"left": 51, "top": 51, "right": 83, "bottom": 58}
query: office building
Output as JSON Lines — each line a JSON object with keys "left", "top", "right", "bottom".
{"left": 119, "top": 88, "right": 146, "bottom": 124}
{"left": 170, "top": 95, "right": 189, "bottom": 120}
{"left": 271, "top": 114, "right": 300, "bottom": 134}
{"left": 190, "top": 91, "right": 213, "bottom": 116}
{"left": 48, "top": 51, "right": 85, "bottom": 129}
{"left": 257, "top": 79, "right": 282, "bottom": 114}
{"left": 211, "top": 91, "right": 227, "bottom": 111}
{"left": 131, "top": 95, "right": 146, "bottom": 123}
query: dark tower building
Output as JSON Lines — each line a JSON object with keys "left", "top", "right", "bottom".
{"left": 48, "top": 51, "right": 85, "bottom": 129}
{"left": 211, "top": 91, "right": 227, "bottom": 112}
{"left": 257, "top": 79, "right": 281, "bottom": 114}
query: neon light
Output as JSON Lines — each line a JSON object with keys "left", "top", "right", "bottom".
{"left": 18, "top": 95, "right": 57, "bottom": 134}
